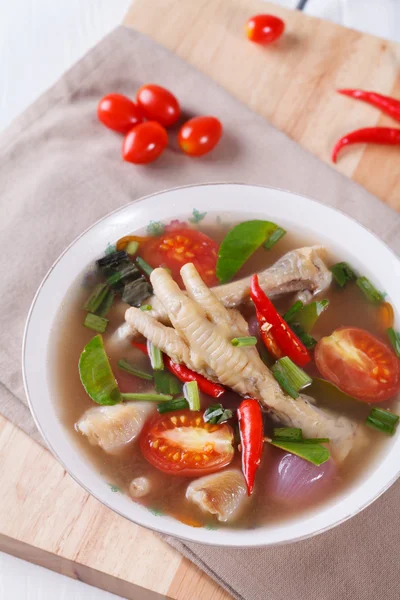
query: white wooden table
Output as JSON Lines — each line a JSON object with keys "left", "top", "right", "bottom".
{"left": 0, "top": 0, "right": 398, "bottom": 598}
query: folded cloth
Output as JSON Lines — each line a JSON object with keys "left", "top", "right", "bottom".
{"left": 0, "top": 25, "right": 399, "bottom": 600}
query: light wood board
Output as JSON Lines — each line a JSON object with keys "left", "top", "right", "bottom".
{"left": 2, "top": 1, "right": 400, "bottom": 599}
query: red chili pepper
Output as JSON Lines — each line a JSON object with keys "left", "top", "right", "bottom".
{"left": 131, "top": 341, "right": 225, "bottom": 398}
{"left": 332, "top": 127, "right": 400, "bottom": 163}
{"left": 237, "top": 398, "right": 263, "bottom": 496}
{"left": 250, "top": 274, "right": 310, "bottom": 366}
{"left": 338, "top": 89, "right": 400, "bottom": 123}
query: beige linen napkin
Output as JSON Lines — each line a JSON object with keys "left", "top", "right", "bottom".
{"left": 1, "top": 26, "right": 399, "bottom": 600}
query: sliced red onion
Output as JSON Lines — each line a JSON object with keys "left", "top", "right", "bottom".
{"left": 265, "top": 448, "right": 337, "bottom": 506}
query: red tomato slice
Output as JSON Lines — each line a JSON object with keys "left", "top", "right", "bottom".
{"left": 140, "top": 227, "right": 219, "bottom": 288}
{"left": 140, "top": 410, "right": 234, "bottom": 476}
{"left": 315, "top": 327, "right": 400, "bottom": 403}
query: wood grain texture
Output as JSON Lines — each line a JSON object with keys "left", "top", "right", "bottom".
{"left": 124, "top": 0, "right": 400, "bottom": 211}
{"left": 3, "top": 1, "right": 400, "bottom": 599}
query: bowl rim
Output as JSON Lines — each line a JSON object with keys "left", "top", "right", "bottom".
{"left": 22, "top": 181, "right": 400, "bottom": 548}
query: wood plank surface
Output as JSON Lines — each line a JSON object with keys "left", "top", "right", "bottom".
{"left": 3, "top": 1, "right": 400, "bottom": 599}
{"left": 124, "top": 0, "right": 400, "bottom": 211}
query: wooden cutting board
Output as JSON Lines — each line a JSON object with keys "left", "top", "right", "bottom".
{"left": 1, "top": 1, "right": 400, "bottom": 599}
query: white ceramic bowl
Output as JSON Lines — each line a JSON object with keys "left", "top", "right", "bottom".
{"left": 23, "top": 183, "right": 400, "bottom": 547}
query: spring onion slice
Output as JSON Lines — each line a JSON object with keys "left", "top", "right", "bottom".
{"left": 96, "top": 288, "right": 115, "bottom": 317}
{"left": 272, "top": 369, "right": 299, "bottom": 399}
{"left": 330, "top": 262, "right": 357, "bottom": 287}
{"left": 365, "top": 407, "right": 399, "bottom": 436}
{"left": 356, "top": 277, "right": 385, "bottom": 304}
{"left": 136, "top": 256, "right": 154, "bottom": 277}
{"left": 154, "top": 370, "right": 182, "bottom": 395}
{"left": 121, "top": 392, "right": 173, "bottom": 402}
{"left": 387, "top": 328, "right": 400, "bottom": 358}
{"left": 183, "top": 381, "right": 201, "bottom": 411}
{"left": 140, "top": 304, "right": 153, "bottom": 312}
{"left": 263, "top": 227, "right": 287, "bottom": 250}
{"left": 117, "top": 359, "right": 153, "bottom": 381}
{"left": 273, "top": 427, "right": 303, "bottom": 441}
{"left": 147, "top": 341, "right": 164, "bottom": 371}
{"left": 204, "top": 403, "right": 233, "bottom": 424}
{"left": 157, "top": 398, "right": 189, "bottom": 413}
{"left": 283, "top": 301, "right": 304, "bottom": 323}
{"left": 231, "top": 336, "right": 257, "bottom": 347}
{"left": 83, "top": 283, "right": 109, "bottom": 313}
{"left": 126, "top": 240, "right": 139, "bottom": 255}
{"left": 269, "top": 440, "right": 330, "bottom": 466}
{"left": 84, "top": 313, "right": 109, "bottom": 333}
{"left": 274, "top": 357, "right": 312, "bottom": 391}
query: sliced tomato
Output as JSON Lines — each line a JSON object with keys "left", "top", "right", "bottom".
{"left": 140, "top": 227, "right": 219, "bottom": 288}
{"left": 315, "top": 327, "right": 400, "bottom": 403}
{"left": 140, "top": 410, "right": 234, "bottom": 476}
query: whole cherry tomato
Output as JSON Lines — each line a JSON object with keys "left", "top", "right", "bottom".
{"left": 122, "top": 121, "right": 168, "bottom": 164}
{"left": 178, "top": 116, "right": 222, "bottom": 157}
{"left": 136, "top": 84, "right": 180, "bottom": 127}
{"left": 246, "top": 14, "right": 285, "bottom": 45}
{"left": 97, "top": 94, "right": 143, "bottom": 134}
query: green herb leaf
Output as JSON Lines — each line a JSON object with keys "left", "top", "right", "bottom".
{"left": 387, "top": 328, "right": 400, "bottom": 358}
{"left": 83, "top": 313, "right": 109, "bottom": 333}
{"left": 147, "top": 221, "right": 165, "bottom": 236}
{"left": 154, "top": 370, "right": 182, "bottom": 395}
{"left": 289, "top": 323, "right": 317, "bottom": 349}
{"left": 263, "top": 226, "right": 287, "bottom": 250}
{"left": 294, "top": 299, "right": 329, "bottom": 333}
{"left": 189, "top": 208, "right": 207, "bottom": 224}
{"left": 108, "top": 483, "right": 121, "bottom": 493}
{"left": 272, "top": 427, "right": 303, "bottom": 442}
{"left": 356, "top": 277, "right": 385, "bottom": 304}
{"left": 104, "top": 243, "right": 116, "bottom": 256}
{"left": 283, "top": 301, "right": 304, "bottom": 323}
{"left": 330, "top": 262, "right": 357, "bottom": 287}
{"left": 269, "top": 440, "right": 330, "bottom": 466}
{"left": 79, "top": 335, "right": 121, "bottom": 405}
{"left": 231, "top": 336, "right": 257, "bottom": 347}
{"left": 117, "top": 358, "right": 153, "bottom": 381}
{"left": 157, "top": 398, "right": 189, "bottom": 414}
{"left": 216, "top": 220, "right": 279, "bottom": 283}
{"left": 203, "top": 403, "right": 233, "bottom": 425}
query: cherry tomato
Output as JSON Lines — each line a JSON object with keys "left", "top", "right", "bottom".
{"left": 136, "top": 84, "right": 180, "bottom": 127}
{"left": 97, "top": 94, "right": 143, "bottom": 134}
{"left": 140, "top": 227, "right": 219, "bottom": 287}
{"left": 245, "top": 14, "right": 285, "bottom": 45}
{"left": 178, "top": 116, "right": 222, "bottom": 157}
{"left": 140, "top": 410, "right": 234, "bottom": 476}
{"left": 122, "top": 122, "right": 168, "bottom": 165}
{"left": 315, "top": 327, "right": 400, "bottom": 403}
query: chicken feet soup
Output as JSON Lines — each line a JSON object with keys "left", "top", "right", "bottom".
{"left": 51, "top": 215, "right": 400, "bottom": 529}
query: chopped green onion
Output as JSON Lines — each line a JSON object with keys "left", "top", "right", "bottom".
{"left": 203, "top": 403, "right": 233, "bottom": 425}
{"left": 136, "top": 256, "right": 154, "bottom": 277}
{"left": 269, "top": 440, "right": 330, "bottom": 466}
{"left": 96, "top": 288, "right": 115, "bottom": 317}
{"left": 272, "top": 369, "right": 299, "bottom": 399}
{"left": 387, "top": 328, "right": 400, "bottom": 358}
{"left": 154, "top": 370, "right": 182, "bottom": 395}
{"left": 147, "top": 342, "right": 164, "bottom": 370}
{"left": 84, "top": 313, "right": 109, "bottom": 333}
{"left": 183, "top": 381, "right": 201, "bottom": 411}
{"left": 272, "top": 427, "right": 303, "bottom": 442}
{"left": 330, "top": 262, "right": 357, "bottom": 287}
{"left": 273, "top": 357, "right": 312, "bottom": 392}
{"left": 263, "top": 226, "right": 287, "bottom": 250}
{"left": 107, "top": 263, "right": 140, "bottom": 287}
{"left": 121, "top": 279, "right": 153, "bottom": 307}
{"left": 83, "top": 283, "right": 109, "bottom": 313}
{"left": 290, "top": 323, "right": 317, "bottom": 349}
{"left": 231, "top": 336, "right": 257, "bottom": 347}
{"left": 121, "top": 392, "right": 173, "bottom": 402}
{"left": 126, "top": 240, "right": 139, "bottom": 255}
{"left": 117, "top": 359, "right": 153, "bottom": 381}
{"left": 157, "top": 398, "right": 189, "bottom": 413}
{"left": 356, "top": 277, "right": 385, "bottom": 304}
{"left": 365, "top": 407, "right": 399, "bottom": 436}
{"left": 294, "top": 300, "right": 329, "bottom": 333}
{"left": 302, "top": 438, "right": 330, "bottom": 444}
{"left": 283, "top": 301, "right": 304, "bottom": 323}
{"left": 140, "top": 304, "right": 153, "bottom": 312}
